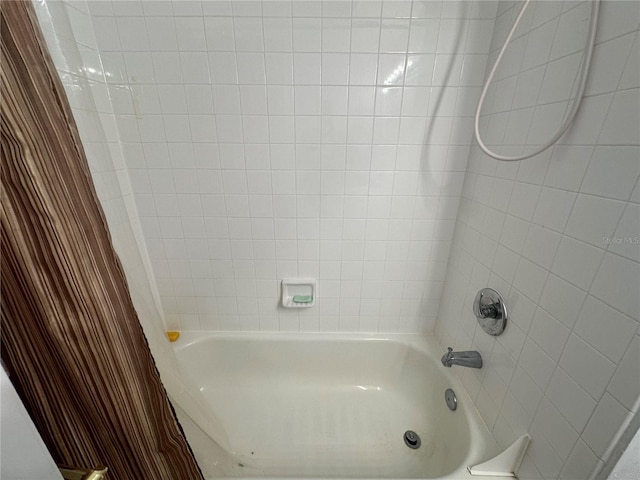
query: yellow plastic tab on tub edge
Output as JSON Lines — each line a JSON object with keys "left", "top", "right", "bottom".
{"left": 166, "top": 331, "right": 180, "bottom": 342}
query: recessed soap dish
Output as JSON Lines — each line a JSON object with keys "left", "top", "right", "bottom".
{"left": 281, "top": 279, "right": 316, "bottom": 308}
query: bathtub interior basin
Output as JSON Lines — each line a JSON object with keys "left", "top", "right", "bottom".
{"left": 173, "top": 333, "right": 499, "bottom": 479}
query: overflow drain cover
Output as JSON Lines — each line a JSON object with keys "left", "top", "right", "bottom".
{"left": 403, "top": 430, "right": 421, "bottom": 449}
{"left": 445, "top": 388, "right": 457, "bottom": 411}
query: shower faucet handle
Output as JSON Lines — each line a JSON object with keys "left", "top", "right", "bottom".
{"left": 479, "top": 301, "right": 499, "bottom": 319}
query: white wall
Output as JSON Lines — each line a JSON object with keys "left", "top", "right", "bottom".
{"left": 435, "top": 1, "right": 640, "bottom": 478}
{"left": 84, "top": 0, "right": 499, "bottom": 333}
{"left": 1, "top": 368, "right": 63, "bottom": 480}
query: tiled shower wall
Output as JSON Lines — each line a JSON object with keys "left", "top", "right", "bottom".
{"left": 34, "top": 0, "right": 165, "bottom": 325}
{"left": 435, "top": 1, "right": 639, "bottom": 478}
{"left": 85, "top": 0, "right": 499, "bottom": 332}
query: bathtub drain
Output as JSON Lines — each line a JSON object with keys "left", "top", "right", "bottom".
{"left": 403, "top": 430, "right": 421, "bottom": 449}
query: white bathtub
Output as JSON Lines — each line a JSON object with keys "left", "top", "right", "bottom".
{"left": 173, "top": 333, "right": 500, "bottom": 479}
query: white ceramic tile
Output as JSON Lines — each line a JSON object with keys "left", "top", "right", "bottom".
{"left": 519, "top": 338, "right": 556, "bottom": 390}
{"left": 531, "top": 187, "right": 576, "bottom": 233}
{"left": 377, "top": 54, "right": 407, "bottom": 86}
{"left": 184, "top": 85, "right": 214, "bottom": 114}
{"left": 574, "top": 295, "right": 638, "bottom": 364}
{"left": 404, "top": 54, "right": 435, "bottom": 86}
{"left": 499, "top": 214, "right": 530, "bottom": 254}
{"left": 547, "top": 367, "right": 597, "bottom": 433}
{"left": 608, "top": 335, "right": 640, "bottom": 412}
{"left": 146, "top": 17, "right": 178, "bottom": 51}
{"left": 321, "top": 86, "right": 349, "bottom": 115}
{"left": 551, "top": 237, "right": 605, "bottom": 291}
{"left": 600, "top": 88, "right": 640, "bottom": 146}
{"left": 233, "top": 17, "right": 263, "bottom": 51}
{"left": 231, "top": 1, "right": 261, "bottom": 17}
{"left": 215, "top": 115, "right": 243, "bottom": 142}
{"left": 408, "top": 19, "right": 439, "bottom": 53}
{"left": 212, "top": 85, "right": 241, "bottom": 114}
{"left": 261, "top": 1, "right": 290, "bottom": 17}
{"left": 292, "top": 0, "right": 321, "bottom": 17}
{"left": 590, "top": 253, "right": 640, "bottom": 321}
{"left": 180, "top": 52, "right": 210, "bottom": 83}
{"left": 352, "top": 0, "right": 382, "bottom": 18}
{"left": 204, "top": 17, "right": 235, "bottom": 51}
{"left": 87, "top": 1, "right": 114, "bottom": 17}
{"left": 521, "top": 20, "right": 556, "bottom": 70}
{"left": 522, "top": 225, "right": 561, "bottom": 271}
{"left": 380, "top": 19, "right": 410, "bottom": 53}
{"left": 265, "top": 53, "right": 293, "bottom": 84}
{"left": 151, "top": 52, "right": 183, "bottom": 83}
{"left": 294, "top": 53, "right": 321, "bottom": 85}
{"left": 348, "top": 54, "right": 378, "bottom": 86}
{"left": 550, "top": 2, "right": 591, "bottom": 60}
{"left": 117, "top": 17, "right": 149, "bottom": 51}
{"left": 538, "top": 53, "right": 582, "bottom": 105}
{"left": 586, "top": 33, "right": 634, "bottom": 96}
{"left": 608, "top": 203, "right": 640, "bottom": 263}
{"left": 465, "top": 19, "right": 494, "bottom": 54}
{"left": 263, "top": 18, "right": 292, "bottom": 53}
{"left": 619, "top": 34, "right": 640, "bottom": 90}
{"left": 124, "top": 52, "right": 156, "bottom": 83}
{"left": 596, "top": 0, "right": 640, "bottom": 43}
{"left": 93, "top": 17, "right": 121, "bottom": 51}
{"left": 565, "top": 194, "right": 626, "bottom": 248}
{"left": 531, "top": 398, "right": 579, "bottom": 461}
{"left": 560, "top": 334, "right": 617, "bottom": 400}
{"left": 513, "top": 257, "right": 547, "bottom": 303}
{"left": 267, "top": 86, "right": 294, "bottom": 115}
{"left": 538, "top": 274, "right": 586, "bottom": 329}
{"left": 561, "top": 93, "right": 613, "bottom": 147}
{"left": 240, "top": 86, "right": 268, "bottom": 114}
{"left": 322, "top": 18, "right": 351, "bottom": 53}
{"left": 529, "top": 307, "right": 570, "bottom": 362}
{"left": 236, "top": 53, "right": 266, "bottom": 84}
{"left": 527, "top": 102, "right": 567, "bottom": 147}
{"left": 321, "top": 53, "right": 350, "bottom": 85}
{"left": 559, "top": 439, "right": 602, "bottom": 480}
{"left": 409, "top": 0, "right": 440, "bottom": 19}
{"left": 581, "top": 146, "right": 640, "bottom": 202}
{"left": 293, "top": 18, "right": 321, "bottom": 52}
{"left": 175, "top": 17, "right": 206, "bottom": 51}
{"left": 209, "top": 52, "right": 238, "bottom": 84}
{"left": 527, "top": 426, "right": 564, "bottom": 479}
{"left": 350, "top": 19, "right": 380, "bottom": 53}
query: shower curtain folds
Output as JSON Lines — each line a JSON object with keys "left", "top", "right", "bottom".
{"left": 0, "top": 1, "right": 203, "bottom": 478}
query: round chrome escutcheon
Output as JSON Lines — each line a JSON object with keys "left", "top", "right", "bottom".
{"left": 445, "top": 388, "right": 457, "bottom": 411}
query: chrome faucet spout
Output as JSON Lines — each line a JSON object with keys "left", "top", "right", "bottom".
{"left": 441, "top": 347, "right": 483, "bottom": 369}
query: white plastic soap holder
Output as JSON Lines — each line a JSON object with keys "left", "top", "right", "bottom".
{"left": 281, "top": 279, "right": 316, "bottom": 308}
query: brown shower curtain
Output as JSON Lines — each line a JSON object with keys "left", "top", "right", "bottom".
{"left": 1, "top": 2, "right": 203, "bottom": 478}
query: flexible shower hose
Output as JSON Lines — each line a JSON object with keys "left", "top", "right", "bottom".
{"left": 474, "top": 0, "right": 601, "bottom": 161}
